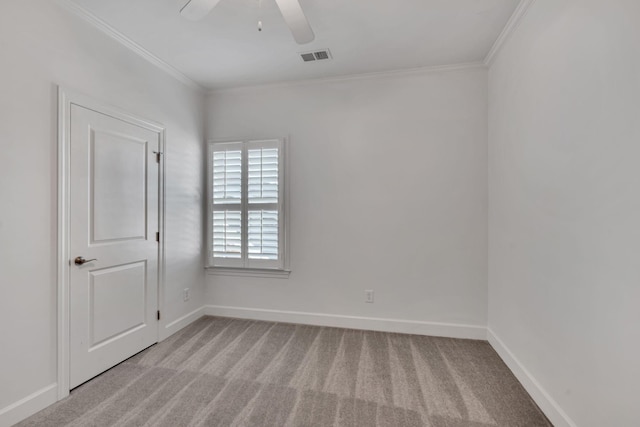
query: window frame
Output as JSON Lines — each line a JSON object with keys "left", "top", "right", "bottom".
{"left": 206, "top": 138, "right": 289, "bottom": 275}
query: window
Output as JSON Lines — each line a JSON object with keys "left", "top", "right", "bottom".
{"left": 207, "top": 139, "right": 287, "bottom": 272}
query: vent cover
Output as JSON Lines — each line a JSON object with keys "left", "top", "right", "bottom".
{"left": 301, "top": 53, "right": 316, "bottom": 62}
{"left": 300, "top": 49, "right": 332, "bottom": 62}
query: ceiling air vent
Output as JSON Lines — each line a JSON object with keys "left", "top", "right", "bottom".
{"left": 300, "top": 49, "right": 332, "bottom": 62}
{"left": 301, "top": 53, "right": 316, "bottom": 62}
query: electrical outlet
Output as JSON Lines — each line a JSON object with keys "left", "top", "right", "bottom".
{"left": 183, "top": 288, "right": 190, "bottom": 302}
{"left": 365, "top": 290, "right": 374, "bottom": 303}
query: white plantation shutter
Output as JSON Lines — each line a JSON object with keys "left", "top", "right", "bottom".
{"left": 248, "top": 210, "right": 278, "bottom": 260}
{"left": 213, "top": 150, "right": 242, "bottom": 204}
{"left": 248, "top": 147, "right": 279, "bottom": 204}
{"left": 208, "top": 139, "right": 285, "bottom": 270}
{"left": 210, "top": 142, "right": 244, "bottom": 267}
{"left": 212, "top": 211, "right": 242, "bottom": 259}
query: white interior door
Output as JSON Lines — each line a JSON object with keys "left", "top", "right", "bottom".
{"left": 69, "top": 104, "right": 159, "bottom": 389}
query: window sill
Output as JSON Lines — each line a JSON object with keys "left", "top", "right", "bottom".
{"left": 206, "top": 267, "right": 291, "bottom": 279}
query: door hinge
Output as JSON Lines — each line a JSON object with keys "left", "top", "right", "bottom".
{"left": 153, "top": 151, "right": 162, "bottom": 163}
{"left": 157, "top": 310, "right": 161, "bottom": 321}
{"left": 156, "top": 231, "right": 160, "bottom": 242}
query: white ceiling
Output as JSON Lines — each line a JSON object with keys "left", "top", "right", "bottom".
{"left": 69, "top": 0, "right": 520, "bottom": 89}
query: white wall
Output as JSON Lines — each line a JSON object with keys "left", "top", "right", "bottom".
{"left": 488, "top": 1, "right": 640, "bottom": 426}
{"left": 0, "top": 1, "right": 205, "bottom": 424}
{"left": 206, "top": 67, "right": 488, "bottom": 335}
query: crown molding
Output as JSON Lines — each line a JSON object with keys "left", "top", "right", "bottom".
{"left": 484, "top": 0, "right": 536, "bottom": 66}
{"left": 57, "top": 0, "right": 205, "bottom": 92}
{"left": 208, "top": 61, "right": 486, "bottom": 95}
{"left": 56, "top": 0, "right": 524, "bottom": 92}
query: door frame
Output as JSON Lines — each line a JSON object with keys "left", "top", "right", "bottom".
{"left": 56, "top": 87, "right": 166, "bottom": 400}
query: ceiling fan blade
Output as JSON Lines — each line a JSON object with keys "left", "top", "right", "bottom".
{"left": 179, "top": 0, "right": 223, "bottom": 21}
{"left": 274, "top": 0, "right": 315, "bottom": 44}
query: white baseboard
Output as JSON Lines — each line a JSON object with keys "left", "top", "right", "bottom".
{"left": 0, "top": 308, "right": 205, "bottom": 427}
{"left": 203, "top": 305, "right": 487, "bottom": 340}
{"left": 0, "top": 383, "right": 57, "bottom": 427}
{"left": 161, "top": 306, "right": 205, "bottom": 341}
{"left": 487, "top": 328, "right": 577, "bottom": 427}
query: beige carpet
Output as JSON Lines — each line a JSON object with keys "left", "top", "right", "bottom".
{"left": 18, "top": 316, "right": 551, "bottom": 426}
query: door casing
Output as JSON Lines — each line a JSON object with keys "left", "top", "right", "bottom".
{"left": 57, "top": 87, "right": 166, "bottom": 399}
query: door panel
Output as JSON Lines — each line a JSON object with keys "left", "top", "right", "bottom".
{"left": 89, "top": 261, "right": 147, "bottom": 348}
{"left": 91, "top": 129, "right": 148, "bottom": 243}
{"left": 69, "top": 104, "right": 159, "bottom": 389}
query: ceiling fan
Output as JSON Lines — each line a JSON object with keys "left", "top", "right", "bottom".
{"left": 179, "top": 0, "right": 315, "bottom": 44}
